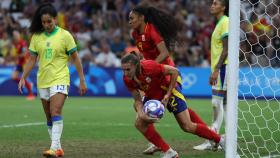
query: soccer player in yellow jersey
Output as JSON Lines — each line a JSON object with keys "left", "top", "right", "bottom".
{"left": 18, "top": 3, "right": 87, "bottom": 157}
{"left": 193, "top": 0, "right": 229, "bottom": 151}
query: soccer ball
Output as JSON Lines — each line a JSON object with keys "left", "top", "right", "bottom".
{"left": 143, "top": 100, "right": 165, "bottom": 118}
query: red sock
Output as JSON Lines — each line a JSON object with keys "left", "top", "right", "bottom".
{"left": 188, "top": 108, "right": 207, "bottom": 126}
{"left": 24, "top": 80, "right": 32, "bottom": 95}
{"left": 144, "top": 124, "right": 170, "bottom": 152}
{"left": 15, "top": 77, "right": 33, "bottom": 95}
{"left": 195, "top": 124, "right": 221, "bottom": 143}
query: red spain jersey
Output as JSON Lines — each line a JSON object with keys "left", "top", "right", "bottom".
{"left": 131, "top": 23, "right": 175, "bottom": 66}
{"left": 123, "top": 60, "right": 170, "bottom": 100}
{"left": 15, "top": 39, "right": 28, "bottom": 66}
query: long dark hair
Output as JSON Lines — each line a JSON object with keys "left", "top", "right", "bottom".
{"left": 131, "top": 6, "right": 181, "bottom": 51}
{"left": 219, "top": 0, "right": 229, "bottom": 16}
{"left": 29, "top": 3, "right": 57, "bottom": 34}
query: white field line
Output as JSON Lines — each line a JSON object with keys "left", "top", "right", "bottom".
{"left": 0, "top": 122, "right": 45, "bottom": 128}
{"left": 0, "top": 122, "right": 176, "bottom": 128}
{"left": 261, "top": 155, "right": 280, "bottom": 158}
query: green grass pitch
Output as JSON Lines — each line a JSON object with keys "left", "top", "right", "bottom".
{"left": 4, "top": 96, "right": 276, "bottom": 158}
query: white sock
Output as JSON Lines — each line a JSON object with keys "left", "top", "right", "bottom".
{"left": 211, "top": 96, "right": 224, "bottom": 133}
{"left": 51, "top": 117, "right": 63, "bottom": 150}
{"left": 48, "top": 126, "right": 52, "bottom": 139}
{"left": 47, "top": 121, "right": 52, "bottom": 140}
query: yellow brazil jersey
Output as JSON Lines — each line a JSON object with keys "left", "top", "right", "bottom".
{"left": 29, "top": 26, "right": 77, "bottom": 88}
{"left": 211, "top": 15, "right": 229, "bottom": 72}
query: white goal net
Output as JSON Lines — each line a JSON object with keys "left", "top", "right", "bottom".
{"left": 238, "top": 0, "right": 280, "bottom": 157}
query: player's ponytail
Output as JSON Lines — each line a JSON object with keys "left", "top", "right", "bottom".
{"left": 131, "top": 6, "right": 182, "bottom": 51}
{"left": 30, "top": 3, "right": 57, "bottom": 34}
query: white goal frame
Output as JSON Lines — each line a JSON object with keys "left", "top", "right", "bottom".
{"left": 226, "top": 0, "right": 240, "bottom": 158}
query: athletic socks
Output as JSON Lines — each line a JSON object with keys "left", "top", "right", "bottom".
{"left": 211, "top": 96, "right": 224, "bottom": 133}
{"left": 47, "top": 121, "right": 52, "bottom": 140}
{"left": 50, "top": 116, "right": 63, "bottom": 150}
{"left": 144, "top": 124, "right": 170, "bottom": 152}
{"left": 195, "top": 123, "right": 221, "bottom": 143}
{"left": 188, "top": 108, "right": 207, "bottom": 126}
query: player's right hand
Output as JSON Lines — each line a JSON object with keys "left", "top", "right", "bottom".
{"left": 18, "top": 78, "right": 25, "bottom": 94}
{"left": 138, "top": 111, "right": 159, "bottom": 123}
{"left": 79, "top": 80, "right": 87, "bottom": 95}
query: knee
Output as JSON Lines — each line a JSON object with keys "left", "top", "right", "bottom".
{"left": 51, "top": 108, "right": 61, "bottom": 116}
{"left": 180, "top": 123, "right": 195, "bottom": 133}
{"left": 212, "top": 96, "right": 223, "bottom": 108}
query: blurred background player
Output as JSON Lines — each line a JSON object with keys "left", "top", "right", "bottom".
{"left": 11, "top": 29, "right": 34, "bottom": 100}
{"left": 18, "top": 3, "right": 87, "bottom": 157}
{"left": 122, "top": 52, "right": 225, "bottom": 158}
{"left": 193, "top": 0, "right": 229, "bottom": 151}
{"left": 129, "top": 5, "right": 179, "bottom": 66}
{"left": 129, "top": 5, "right": 212, "bottom": 154}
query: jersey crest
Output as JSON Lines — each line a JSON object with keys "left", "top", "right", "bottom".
{"left": 141, "top": 35, "right": 145, "bottom": 41}
{"left": 145, "top": 77, "right": 151, "bottom": 83}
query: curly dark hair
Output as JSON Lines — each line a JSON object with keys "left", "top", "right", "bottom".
{"left": 29, "top": 3, "right": 57, "bottom": 34}
{"left": 131, "top": 6, "right": 182, "bottom": 51}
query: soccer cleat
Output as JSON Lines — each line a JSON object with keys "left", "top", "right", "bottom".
{"left": 161, "top": 148, "right": 179, "bottom": 158}
{"left": 219, "top": 135, "right": 226, "bottom": 151}
{"left": 142, "top": 143, "right": 161, "bottom": 155}
{"left": 193, "top": 140, "right": 213, "bottom": 151}
{"left": 26, "top": 94, "right": 35, "bottom": 100}
{"left": 43, "top": 149, "right": 64, "bottom": 157}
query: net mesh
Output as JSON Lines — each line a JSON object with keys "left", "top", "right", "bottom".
{"left": 238, "top": 0, "right": 280, "bottom": 157}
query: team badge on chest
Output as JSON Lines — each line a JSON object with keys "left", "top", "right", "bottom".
{"left": 142, "top": 35, "right": 145, "bottom": 41}
{"left": 145, "top": 77, "right": 151, "bottom": 83}
{"left": 46, "top": 41, "right": 50, "bottom": 47}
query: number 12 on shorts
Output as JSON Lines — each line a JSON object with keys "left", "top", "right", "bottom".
{"left": 57, "top": 85, "right": 65, "bottom": 91}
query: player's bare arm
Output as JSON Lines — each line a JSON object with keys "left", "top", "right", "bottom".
{"left": 210, "top": 37, "right": 228, "bottom": 85}
{"left": 131, "top": 89, "right": 158, "bottom": 123}
{"left": 71, "top": 52, "right": 87, "bottom": 95}
{"left": 131, "top": 89, "right": 143, "bottom": 112}
{"left": 18, "top": 55, "right": 37, "bottom": 94}
{"left": 155, "top": 41, "right": 169, "bottom": 63}
{"left": 162, "top": 65, "right": 179, "bottom": 105}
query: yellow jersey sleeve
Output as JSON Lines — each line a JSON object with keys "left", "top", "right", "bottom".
{"left": 29, "top": 35, "right": 38, "bottom": 56}
{"left": 210, "top": 16, "right": 229, "bottom": 71}
{"left": 221, "top": 18, "right": 229, "bottom": 40}
{"left": 64, "top": 31, "right": 77, "bottom": 56}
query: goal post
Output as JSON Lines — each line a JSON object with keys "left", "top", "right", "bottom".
{"left": 226, "top": 0, "right": 240, "bottom": 157}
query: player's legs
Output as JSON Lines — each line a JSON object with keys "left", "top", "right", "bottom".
{"left": 49, "top": 92, "right": 66, "bottom": 151}
{"left": 41, "top": 85, "right": 68, "bottom": 157}
{"left": 135, "top": 115, "right": 170, "bottom": 153}
{"left": 41, "top": 99, "right": 52, "bottom": 139}
{"left": 193, "top": 65, "right": 227, "bottom": 150}
{"left": 175, "top": 108, "right": 221, "bottom": 143}
{"left": 13, "top": 65, "right": 34, "bottom": 99}
{"left": 212, "top": 89, "right": 225, "bottom": 133}
{"left": 166, "top": 86, "right": 222, "bottom": 144}
{"left": 211, "top": 64, "right": 227, "bottom": 132}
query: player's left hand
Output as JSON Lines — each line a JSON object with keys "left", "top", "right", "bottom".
{"left": 161, "top": 94, "right": 170, "bottom": 106}
{"left": 18, "top": 78, "right": 25, "bottom": 94}
{"left": 79, "top": 80, "right": 87, "bottom": 95}
{"left": 209, "top": 70, "right": 219, "bottom": 85}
